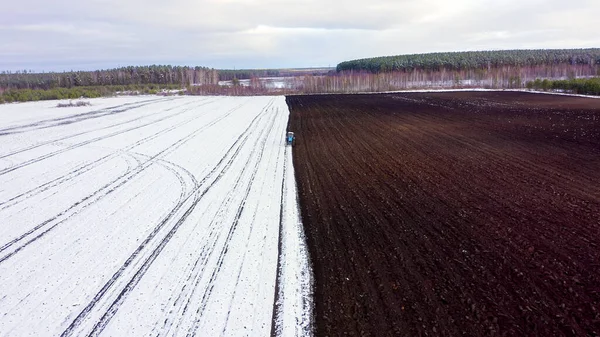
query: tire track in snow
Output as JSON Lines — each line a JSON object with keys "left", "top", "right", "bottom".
{"left": 0, "top": 98, "right": 214, "bottom": 211}
{"left": 0, "top": 99, "right": 247, "bottom": 264}
{"left": 0, "top": 98, "right": 198, "bottom": 160}
{"left": 0, "top": 97, "right": 172, "bottom": 136}
{"left": 221, "top": 106, "right": 285, "bottom": 336}
{"left": 88, "top": 101, "right": 277, "bottom": 337}
{"left": 185, "top": 105, "right": 278, "bottom": 336}
{"left": 146, "top": 99, "right": 276, "bottom": 336}
{"left": 0, "top": 99, "right": 216, "bottom": 253}
{"left": 59, "top": 99, "right": 266, "bottom": 337}
{"left": 0, "top": 98, "right": 217, "bottom": 177}
{"left": 0, "top": 97, "right": 303, "bottom": 337}
{"left": 130, "top": 152, "right": 200, "bottom": 207}
{"left": 0, "top": 152, "right": 140, "bottom": 262}
{"left": 271, "top": 147, "right": 314, "bottom": 337}
{"left": 271, "top": 138, "right": 289, "bottom": 337}
{"left": 0, "top": 152, "right": 117, "bottom": 211}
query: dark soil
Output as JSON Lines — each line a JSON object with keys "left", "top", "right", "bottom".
{"left": 286, "top": 92, "right": 600, "bottom": 337}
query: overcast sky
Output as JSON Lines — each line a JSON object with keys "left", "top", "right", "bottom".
{"left": 1, "top": 0, "right": 599, "bottom": 71}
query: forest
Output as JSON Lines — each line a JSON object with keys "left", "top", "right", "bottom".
{"left": 217, "top": 68, "right": 332, "bottom": 81}
{"left": 217, "top": 69, "right": 281, "bottom": 81}
{"left": 336, "top": 49, "right": 600, "bottom": 73}
{"left": 0, "top": 65, "right": 218, "bottom": 91}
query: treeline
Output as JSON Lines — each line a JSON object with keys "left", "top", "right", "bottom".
{"left": 337, "top": 49, "right": 600, "bottom": 73}
{"left": 218, "top": 68, "right": 334, "bottom": 81}
{"left": 218, "top": 69, "right": 281, "bottom": 81}
{"left": 285, "top": 64, "right": 599, "bottom": 94}
{"left": 0, "top": 84, "right": 182, "bottom": 103}
{"left": 0, "top": 65, "right": 218, "bottom": 90}
{"left": 527, "top": 77, "right": 600, "bottom": 95}
{"left": 187, "top": 84, "right": 275, "bottom": 96}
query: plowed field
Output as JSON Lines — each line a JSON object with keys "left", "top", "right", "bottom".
{"left": 287, "top": 92, "right": 600, "bottom": 336}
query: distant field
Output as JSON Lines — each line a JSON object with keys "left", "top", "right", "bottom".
{"left": 287, "top": 92, "right": 600, "bottom": 336}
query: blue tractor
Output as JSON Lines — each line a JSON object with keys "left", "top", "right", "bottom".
{"left": 286, "top": 132, "right": 296, "bottom": 146}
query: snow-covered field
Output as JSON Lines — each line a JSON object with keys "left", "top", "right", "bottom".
{"left": 0, "top": 96, "right": 312, "bottom": 337}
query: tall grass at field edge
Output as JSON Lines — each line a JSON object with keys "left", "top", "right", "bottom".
{"left": 526, "top": 77, "right": 600, "bottom": 96}
{"left": 0, "top": 84, "right": 184, "bottom": 103}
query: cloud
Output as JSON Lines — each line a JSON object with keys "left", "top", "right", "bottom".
{"left": 0, "top": 0, "right": 599, "bottom": 71}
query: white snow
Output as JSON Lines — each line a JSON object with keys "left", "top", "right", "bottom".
{"left": 0, "top": 96, "right": 312, "bottom": 337}
{"left": 273, "top": 148, "right": 314, "bottom": 337}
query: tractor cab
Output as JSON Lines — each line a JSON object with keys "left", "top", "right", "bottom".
{"left": 286, "top": 132, "right": 295, "bottom": 146}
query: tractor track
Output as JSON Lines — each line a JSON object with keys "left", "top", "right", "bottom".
{"left": 138, "top": 100, "right": 278, "bottom": 336}
{"left": 187, "top": 105, "right": 277, "bottom": 336}
{"left": 0, "top": 96, "right": 301, "bottom": 337}
{"left": 0, "top": 97, "right": 172, "bottom": 136}
{"left": 0, "top": 98, "right": 216, "bottom": 250}
{"left": 0, "top": 152, "right": 137, "bottom": 254}
{"left": 0, "top": 97, "right": 217, "bottom": 177}
{"left": 0, "top": 98, "right": 215, "bottom": 211}
{"left": 270, "top": 142, "right": 289, "bottom": 337}
{"left": 0, "top": 97, "right": 197, "bottom": 160}
{"left": 0, "top": 99, "right": 247, "bottom": 265}
{"left": 221, "top": 106, "right": 287, "bottom": 336}
{"left": 92, "top": 100, "right": 278, "bottom": 337}
{"left": 59, "top": 98, "right": 273, "bottom": 337}
{"left": 0, "top": 152, "right": 141, "bottom": 263}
